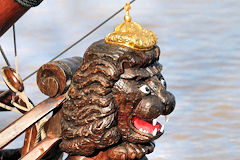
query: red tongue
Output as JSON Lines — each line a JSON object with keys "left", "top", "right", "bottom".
{"left": 132, "top": 116, "right": 161, "bottom": 134}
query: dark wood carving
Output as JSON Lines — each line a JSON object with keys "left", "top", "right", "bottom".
{"left": 66, "top": 153, "right": 149, "bottom": 160}
{"left": 60, "top": 39, "right": 175, "bottom": 160}
{"left": 37, "top": 57, "right": 83, "bottom": 97}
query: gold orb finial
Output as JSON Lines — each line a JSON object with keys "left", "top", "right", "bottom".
{"left": 105, "top": 2, "right": 158, "bottom": 51}
{"left": 124, "top": 2, "right": 131, "bottom": 22}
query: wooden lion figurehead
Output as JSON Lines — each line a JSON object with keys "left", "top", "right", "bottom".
{"left": 60, "top": 3, "right": 175, "bottom": 160}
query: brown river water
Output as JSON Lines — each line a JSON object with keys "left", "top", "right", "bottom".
{"left": 0, "top": 0, "right": 240, "bottom": 159}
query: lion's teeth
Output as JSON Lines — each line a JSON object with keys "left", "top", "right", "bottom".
{"left": 165, "top": 116, "right": 169, "bottom": 123}
{"left": 152, "top": 128, "right": 157, "bottom": 136}
{"left": 139, "top": 128, "right": 143, "bottom": 132}
{"left": 160, "top": 125, "right": 165, "bottom": 133}
{"left": 153, "top": 118, "right": 158, "bottom": 126}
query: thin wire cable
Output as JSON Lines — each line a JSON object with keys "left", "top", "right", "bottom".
{"left": 13, "top": 24, "right": 19, "bottom": 75}
{"left": 0, "top": 45, "right": 11, "bottom": 66}
{"left": 23, "top": 0, "right": 136, "bottom": 81}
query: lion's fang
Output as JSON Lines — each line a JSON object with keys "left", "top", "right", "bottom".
{"left": 152, "top": 128, "right": 157, "bottom": 136}
{"left": 139, "top": 128, "right": 143, "bottom": 132}
{"left": 152, "top": 118, "right": 158, "bottom": 126}
{"left": 160, "top": 125, "right": 165, "bottom": 133}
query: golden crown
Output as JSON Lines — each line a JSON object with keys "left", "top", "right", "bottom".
{"left": 105, "top": 2, "right": 158, "bottom": 51}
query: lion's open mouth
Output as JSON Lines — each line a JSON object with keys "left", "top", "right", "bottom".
{"left": 132, "top": 116, "right": 165, "bottom": 136}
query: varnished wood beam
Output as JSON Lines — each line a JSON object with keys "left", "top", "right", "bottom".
{"left": 0, "top": 0, "right": 29, "bottom": 37}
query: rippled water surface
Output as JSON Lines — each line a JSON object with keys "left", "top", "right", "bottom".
{"left": 1, "top": 0, "right": 240, "bottom": 159}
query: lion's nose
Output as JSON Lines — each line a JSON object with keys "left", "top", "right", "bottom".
{"left": 158, "top": 90, "right": 175, "bottom": 115}
{"left": 134, "top": 91, "right": 175, "bottom": 119}
{"left": 134, "top": 95, "right": 164, "bottom": 119}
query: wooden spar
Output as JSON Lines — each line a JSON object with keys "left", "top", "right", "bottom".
{"left": 20, "top": 125, "right": 37, "bottom": 156}
{"left": 20, "top": 110, "right": 63, "bottom": 160}
{"left": 0, "top": 93, "right": 66, "bottom": 150}
{"left": 0, "top": 0, "right": 29, "bottom": 37}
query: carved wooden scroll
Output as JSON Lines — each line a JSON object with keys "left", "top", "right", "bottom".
{"left": 37, "top": 57, "right": 83, "bottom": 97}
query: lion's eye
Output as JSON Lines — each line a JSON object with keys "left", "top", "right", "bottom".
{"left": 139, "top": 85, "right": 151, "bottom": 94}
{"left": 160, "top": 77, "right": 167, "bottom": 89}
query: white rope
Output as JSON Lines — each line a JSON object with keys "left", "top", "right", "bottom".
{"left": 18, "top": 91, "right": 34, "bottom": 110}
{"left": 0, "top": 81, "right": 5, "bottom": 85}
{"left": 11, "top": 101, "right": 29, "bottom": 112}
{"left": 0, "top": 102, "right": 21, "bottom": 113}
{"left": 15, "top": 56, "right": 19, "bottom": 76}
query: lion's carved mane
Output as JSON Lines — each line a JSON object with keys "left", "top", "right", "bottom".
{"left": 60, "top": 39, "right": 160, "bottom": 156}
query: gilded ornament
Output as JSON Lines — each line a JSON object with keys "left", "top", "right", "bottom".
{"left": 105, "top": 2, "right": 158, "bottom": 50}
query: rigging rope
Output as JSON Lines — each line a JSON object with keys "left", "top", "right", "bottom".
{"left": 23, "top": 0, "right": 136, "bottom": 81}
{"left": 13, "top": 24, "right": 19, "bottom": 75}
{"left": 0, "top": 45, "right": 10, "bottom": 66}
